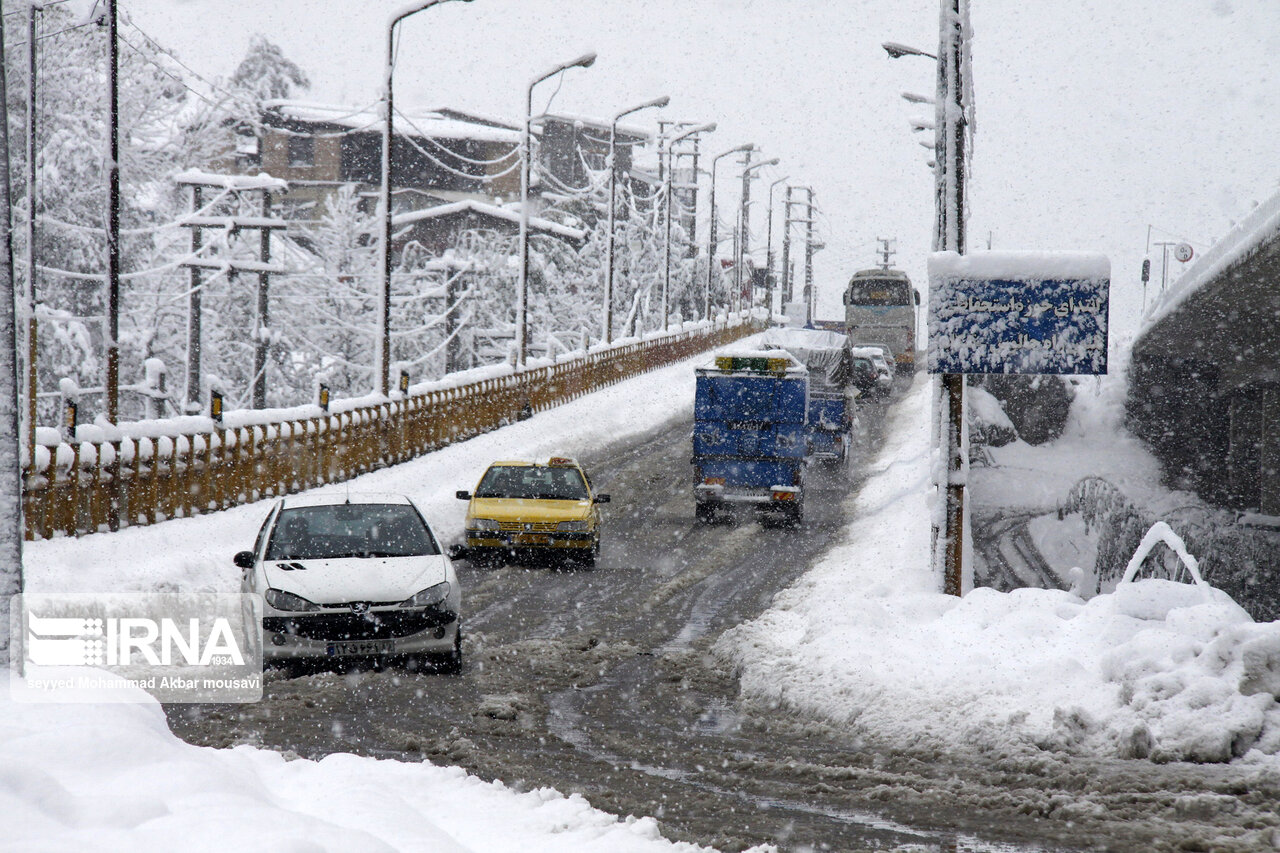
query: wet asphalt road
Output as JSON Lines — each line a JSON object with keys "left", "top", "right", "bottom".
{"left": 164, "top": 397, "right": 1279, "bottom": 853}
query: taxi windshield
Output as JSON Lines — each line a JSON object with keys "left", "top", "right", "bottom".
{"left": 475, "top": 465, "right": 589, "bottom": 501}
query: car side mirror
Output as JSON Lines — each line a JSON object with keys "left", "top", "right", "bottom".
{"left": 455, "top": 490, "right": 471, "bottom": 500}
{"left": 913, "top": 289, "right": 921, "bottom": 306}
{"left": 446, "top": 544, "right": 467, "bottom": 561}
{"left": 233, "top": 550, "right": 256, "bottom": 569}
{"left": 593, "top": 494, "right": 611, "bottom": 504}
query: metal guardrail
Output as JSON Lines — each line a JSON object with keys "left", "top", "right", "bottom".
{"left": 23, "top": 319, "right": 763, "bottom": 539}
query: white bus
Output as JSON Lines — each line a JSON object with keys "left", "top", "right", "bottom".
{"left": 842, "top": 269, "right": 920, "bottom": 374}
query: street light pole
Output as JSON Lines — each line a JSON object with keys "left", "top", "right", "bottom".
{"left": 765, "top": 175, "right": 788, "bottom": 314}
{"left": 604, "top": 95, "right": 669, "bottom": 345}
{"left": 705, "top": 143, "right": 753, "bottom": 321}
{"left": 662, "top": 122, "right": 715, "bottom": 332}
{"left": 378, "top": 0, "right": 473, "bottom": 396}
{"left": 885, "top": 2, "right": 970, "bottom": 596}
{"left": 737, "top": 156, "right": 778, "bottom": 315}
{"left": 517, "top": 51, "right": 596, "bottom": 369}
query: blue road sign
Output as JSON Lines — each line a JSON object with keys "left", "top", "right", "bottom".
{"left": 927, "top": 251, "right": 1110, "bottom": 375}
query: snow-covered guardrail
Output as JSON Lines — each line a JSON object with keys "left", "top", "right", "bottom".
{"left": 22, "top": 316, "right": 764, "bottom": 539}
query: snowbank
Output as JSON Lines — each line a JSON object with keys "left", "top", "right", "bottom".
{"left": 717, "top": 374, "right": 1280, "bottom": 764}
{"left": 0, "top": 677, "right": 714, "bottom": 853}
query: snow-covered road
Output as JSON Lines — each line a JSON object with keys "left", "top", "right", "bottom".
{"left": 9, "top": 344, "right": 1280, "bottom": 852}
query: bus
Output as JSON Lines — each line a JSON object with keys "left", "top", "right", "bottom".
{"left": 843, "top": 268, "right": 920, "bottom": 374}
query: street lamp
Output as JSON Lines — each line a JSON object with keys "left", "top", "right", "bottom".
{"left": 378, "top": 0, "right": 474, "bottom": 396}
{"left": 736, "top": 156, "right": 779, "bottom": 313}
{"left": 603, "top": 95, "right": 670, "bottom": 345}
{"left": 882, "top": 41, "right": 936, "bottom": 60}
{"left": 516, "top": 51, "right": 596, "bottom": 369}
{"left": 661, "top": 121, "right": 715, "bottom": 331}
{"left": 705, "top": 143, "right": 753, "bottom": 320}
{"left": 765, "top": 175, "right": 789, "bottom": 314}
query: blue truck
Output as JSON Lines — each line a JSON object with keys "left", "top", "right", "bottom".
{"left": 692, "top": 351, "right": 809, "bottom": 525}
{"left": 759, "top": 327, "right": 856, "bottom": 465}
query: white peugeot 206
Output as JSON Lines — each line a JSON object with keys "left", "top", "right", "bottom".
{"left": 235, "top": 493, "right": 462, "bottom": 673}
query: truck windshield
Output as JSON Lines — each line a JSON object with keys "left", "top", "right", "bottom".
{"left": 475, "top": 465, "right": 590, "bottom": 501}
{"left": 846, "top": 279, "right": 911, "bottom": 306}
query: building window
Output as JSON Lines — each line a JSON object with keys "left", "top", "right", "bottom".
{"left": 288, "top": 136, "right": 314, "bottom": 168}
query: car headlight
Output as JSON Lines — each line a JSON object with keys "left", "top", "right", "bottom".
{"left": 264, "top": 588, "right": 321, "bottom": 612}
{"left": 467, "top": 518, "right": 499, "bottom": 531}
{"left": 400, "top": 582, "right": 451, "bottom": 608}
{"left": 556, "top": 520, "right": 589, "bottom": 532}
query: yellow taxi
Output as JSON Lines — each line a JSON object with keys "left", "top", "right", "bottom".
{"left": 455, "top": 457, "right": 609, "bottom": 566}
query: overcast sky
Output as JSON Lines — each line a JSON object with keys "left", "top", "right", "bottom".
{"left": 125, "top": 0, "right": 1280, "bottom": 341}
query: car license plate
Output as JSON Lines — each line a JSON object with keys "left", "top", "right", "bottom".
{"left": 326, "top": 639, "right": 395, "bottom": 657}
{"left": 510, "top": 533, "right": 550, "bottom": 545}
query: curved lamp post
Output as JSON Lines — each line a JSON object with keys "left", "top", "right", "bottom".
{"left": 603, "top": 95, "right": 669, "bottom": 345}
{"left": 378, "top": 0, "right": 474, "bottom": 396}
{"left": 704, "top": 143, "right": 753, "bottom": 321}
{"left": 736, "top": 156, "right": 778, "bottom": 313}
{"left": 516, "top": 51, "right": 596, "bottom": 369}
{"left": 660, "top": 121, "right": 715, "bottom": 331}
{"left": 885, "top": 22, "right": 970, "bottom": 596}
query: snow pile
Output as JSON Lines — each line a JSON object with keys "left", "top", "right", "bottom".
{"left": 718, "top": 374, "right": 1280, "bottom": 764}
{"left": 0, "top": 678, "right": 714, "bottom": 853}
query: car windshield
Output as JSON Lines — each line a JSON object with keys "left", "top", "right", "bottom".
{"left": 265, "top": 503, "right": 439, "bottom": 560}
{"left": 474, "top": 465, "right": 589, "bottom": 501}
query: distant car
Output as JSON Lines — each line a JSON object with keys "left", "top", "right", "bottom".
{"left": 236, "top": 493, "right": 462, "bottom": 672}
{"left": 852, "top": 346, "right": 894, "bottom": 398}
{"left": 455, "top": 457, "right": 609, "bottom": 567}
{"left": 849, "top": 354, "right": 882, "bottom": 400}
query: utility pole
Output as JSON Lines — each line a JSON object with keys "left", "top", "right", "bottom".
{"left": 802, "top": 188, "right": 815, "bottom": 326}
{"left": 185, "top": 185, "right": 203, "bottom": 411}
{"left": 735, "top": 150, "right": 756, "bottom": 312}
{"left": 253, "top": 190, "right": 272, "bottom": 409}
{"left": 781, "top": 187, "right": 814, "bottom": 314}
{"left": 935, "top": 0, "right": 970, "bottom": 597}
{"left": 105, "top": 0, "right": 120, "bottom": 425}
{"left": 1, "top": 5, "right": 25, "bottom": 661}
{"left": 22, "top": 4, "right": 37, "bottom": 462}
{"left": 780, "top": 186, "right": 793, "bottom": 306}
{"left": 876, "top": 236, "right": 897, "bottom": 270}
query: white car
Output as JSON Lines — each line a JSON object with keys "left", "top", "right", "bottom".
{"left": 235, "top": 493, "right": 462, "bottom": 673}
{"left": 852, "top": 345, "right": 894, "bottom": 396}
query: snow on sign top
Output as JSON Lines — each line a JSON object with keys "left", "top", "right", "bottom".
{"left": 929, "top": 250, "right": 1110, "bottom": 280}
{"left": 928, "top": 250, "right": 1110, "bottom": 376}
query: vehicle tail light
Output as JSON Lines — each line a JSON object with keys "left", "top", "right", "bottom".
{"left": 703, "top": 477, "right": 725, "bottom": 486}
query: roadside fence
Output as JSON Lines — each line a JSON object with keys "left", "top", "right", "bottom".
{"left": 23, "top": 317, "right": 764, "bottom": 539}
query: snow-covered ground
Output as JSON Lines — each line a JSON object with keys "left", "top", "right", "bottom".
{"left": 717, "top": 373, "right": 1280, "bottom": 765}
{"left": 0, "top": 682, "right": 717, "bottom": 853}
{"left": 10, "top": 344, "right": 762, "bottom": 853}
{"left": 11, "top": 343, "right": 1280, "bottom": 851}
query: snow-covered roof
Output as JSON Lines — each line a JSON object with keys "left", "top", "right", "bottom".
{"left": 262, "top": 100, "right": 521, "bottom": 145}
{"left": 1143, "top": 189, "right": 1280, "bottom": 330}
{"left": 393, "top": 199, "right": 587, "bottom": 242}
{"left": 530, "top": 112, "right": 653, "bottom": 142}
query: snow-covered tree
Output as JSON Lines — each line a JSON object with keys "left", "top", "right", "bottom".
{"left": 228, "top": 35, "right": 310, "bottom": 108}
